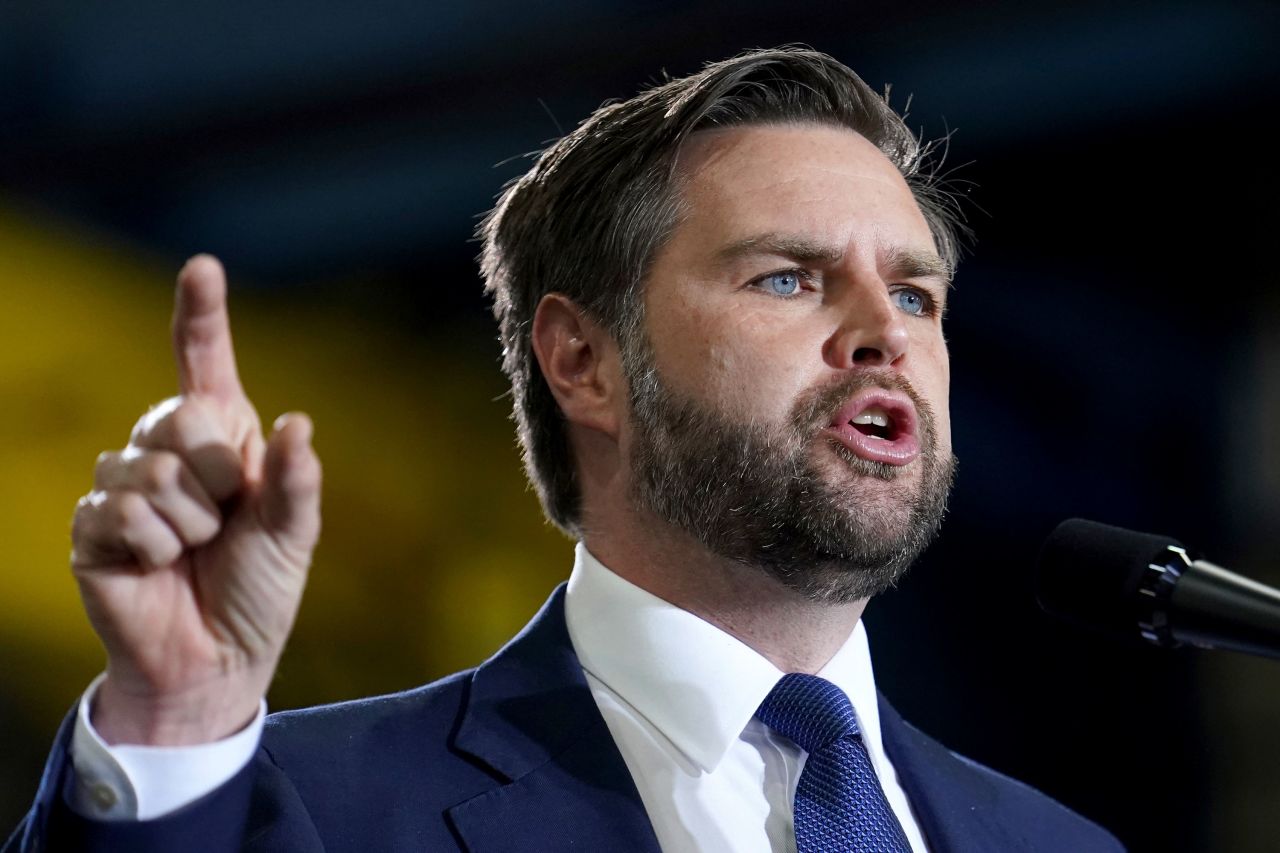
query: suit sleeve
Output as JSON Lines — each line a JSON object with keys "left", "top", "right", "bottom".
{"left": 3, "top": 709, "right": 324, "bottom": 853}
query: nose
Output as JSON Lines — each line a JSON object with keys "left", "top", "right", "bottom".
{"left": 822, "top": 284, "right": 910, "bottom": 370}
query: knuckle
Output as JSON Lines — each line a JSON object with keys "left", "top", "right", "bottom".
{"left": 189, "top": 511, "right": 222, "bottom": 545}
{"left": 69, "top": 547, "right": 90, "bottom": 573}
{"left": 70, "top": 496, "right": 95, "bottom": 539}
{"left": 131, "top": 396, "right": 182, "bottom": 442}
{"left": 93, "top": 450, "right": 120, "bottom": 481}
{"left": 286, "top": 446, "right": 321, "bottom": 482}
{"left": 139, "top": 451, "right": 182, "bottom": 493}
{"left": 111, "top": 491, "right": 150, "bottom": 530}
{"left": 150, "top": 537, "right": 184, "bottom": 567}
{"left": 168, "top": 397, "right": 216, "bottom": 444}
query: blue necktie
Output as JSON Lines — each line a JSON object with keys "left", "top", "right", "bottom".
{"left": 756, "top": 673, "right": 912, "bottom": 852}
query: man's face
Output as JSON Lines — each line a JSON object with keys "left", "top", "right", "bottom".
{"left": 623, "top": 123, "right": 955, "bottom": 603}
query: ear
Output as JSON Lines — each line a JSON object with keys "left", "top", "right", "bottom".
{"left": 530, "top": 293, "right": 623, "bottom": 438}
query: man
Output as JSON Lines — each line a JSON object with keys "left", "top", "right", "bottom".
{"left": 6, "top": 48, "right": 1122, "bottom": 851}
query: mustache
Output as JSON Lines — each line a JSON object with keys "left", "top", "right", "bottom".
{"left": 790, "top": 369, "right": 936, "bottom": 442}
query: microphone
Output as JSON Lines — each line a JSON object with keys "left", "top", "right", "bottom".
{"left": 1035, "top": 519, "right": 1280, "bottom": 661}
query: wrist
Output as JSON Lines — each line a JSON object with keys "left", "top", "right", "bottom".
{"left": 93, "top": 670, "right": 266, "bottom": 746}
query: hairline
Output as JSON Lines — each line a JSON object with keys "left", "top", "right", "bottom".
{"left": 480, "top": 50, "right": 968, "bottom": 535}
{"left": 622, "top": 117, "right": 953, "bottom": 337}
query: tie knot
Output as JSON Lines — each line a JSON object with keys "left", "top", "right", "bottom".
{"left": 756, "top": 673, "right": 860, "bottom": 753}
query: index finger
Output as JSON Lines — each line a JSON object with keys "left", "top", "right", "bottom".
{"left": 173, "top": 255, "right": 245, "bottom": 401}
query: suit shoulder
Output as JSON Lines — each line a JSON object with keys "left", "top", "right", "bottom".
{"left": 247, "top": 671, "right": 499, "bottom": 848}
{"left": 261, "top": 668, "right": 475, "bottom": 766}
{"left": 946, "top": 747, "right": 1125, "bottom": 851}
{"left": 888, "top": 711, "right": 1124, "bottom": 851}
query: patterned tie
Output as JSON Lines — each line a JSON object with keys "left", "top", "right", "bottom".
{"left": 756, "top": 673, "right": 912, "bottom": 852}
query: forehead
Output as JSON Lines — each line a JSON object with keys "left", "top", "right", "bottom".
{"left": 671, "top": 123, "right": 936, "bottom": 256}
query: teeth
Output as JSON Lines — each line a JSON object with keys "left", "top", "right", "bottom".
{"left": 851, "top": 406, "right": 891, "bottom": 428}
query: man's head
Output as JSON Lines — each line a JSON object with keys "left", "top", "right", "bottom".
{"left": 625, "top": 123, "right": 955, "bottom": 602}
{"left": 479, "top": 47, "right": 960, "bottom": 599}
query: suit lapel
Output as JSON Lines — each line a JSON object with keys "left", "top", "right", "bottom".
{"left": 446, "top": 585, "right": 661, "bottom": 853}
{"left": 878, "top": 694, "right": 1028, "bottom": 853}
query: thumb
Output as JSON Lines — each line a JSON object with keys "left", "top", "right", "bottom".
{"left": 258, "top": 412, "right": 322, "bottom": 549}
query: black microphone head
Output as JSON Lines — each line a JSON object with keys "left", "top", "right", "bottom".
{"left": 1036, "top": 519, "right": 1182, "bottom": 641}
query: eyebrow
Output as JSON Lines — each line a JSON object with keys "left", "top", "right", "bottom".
{"left": 715, "top": 233, "right": 844, "bottom": 266}
{"left": 883, "top": 247, "right": 954, "bottom": 287}
{"left": 715, "top": 232, "right": 953, "bottom": 286}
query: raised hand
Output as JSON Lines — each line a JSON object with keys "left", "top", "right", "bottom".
{"left": 71, "top": 256, "right": 321, "bottom": 746}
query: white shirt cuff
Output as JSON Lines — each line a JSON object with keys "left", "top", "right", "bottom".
{"left": 67, "top": 673, "right": 266, "bottom": 821}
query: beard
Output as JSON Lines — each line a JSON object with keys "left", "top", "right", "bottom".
{"left": 624, "top": 345, "right": 956, "bottom": 605}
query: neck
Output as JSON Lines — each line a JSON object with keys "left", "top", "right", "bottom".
{"left": 582, "top": 514, "right": 866, "bottom": 675}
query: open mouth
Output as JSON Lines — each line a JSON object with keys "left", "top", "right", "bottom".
{"left": 849, "top": 405, "right": 898, "bottom": 441}
{"left": 825, "top": 390, "right": 921, "bottom": 466}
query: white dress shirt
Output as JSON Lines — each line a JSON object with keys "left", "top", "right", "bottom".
{"left": 566, "top": 544, "right": 928, "bottom": 852}
{"left": 69, "top": 544, "right": 928, "bottom": 852}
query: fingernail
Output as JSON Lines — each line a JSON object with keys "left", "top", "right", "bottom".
{"left": 180, "top": 253, "right": 218, "bottom": 274}
{"left": 274, "top": 413, "right": 313, "bottom": 441}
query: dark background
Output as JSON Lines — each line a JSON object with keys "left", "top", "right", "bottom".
{"left": 1, "top": 1, "right": 1278, "bottom": 850}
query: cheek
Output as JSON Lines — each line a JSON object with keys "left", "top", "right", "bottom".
{"left": 653, "top": 299, "right": 815, "bottom": 421}
{"left": 935, "top": 402, "right": 953, "bottom": 455}
{"left": 713, "top": 343, "right": 813, "bottom": 420}
{"left": 919, "top": 340, "right": 952, "bottom": 451}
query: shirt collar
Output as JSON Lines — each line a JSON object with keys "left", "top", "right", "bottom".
{"left": 563, "top": 542, "right": 885, "bottom": 773}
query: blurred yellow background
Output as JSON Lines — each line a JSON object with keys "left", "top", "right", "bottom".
{"left": 0, "top": 202, "right": 571, "bottom": 754}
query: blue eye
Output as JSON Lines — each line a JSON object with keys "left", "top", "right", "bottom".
{"left": 894, "top": 289, "right": 928, "bottom": 316}
{"left": 759, "top": 271, "right": 801, "bottom": 296}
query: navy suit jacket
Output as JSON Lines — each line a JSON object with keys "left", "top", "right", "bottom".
{"left": 7, "top": 585, "right": 1123, "bottom": 852}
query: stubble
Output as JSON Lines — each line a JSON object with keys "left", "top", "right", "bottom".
{"left": 625, "top": 345, "right": 956, "bottom": 604}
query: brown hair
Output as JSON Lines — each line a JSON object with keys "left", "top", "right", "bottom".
{"left": 478, "top": 46, "right": 963, "bottom": 535}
